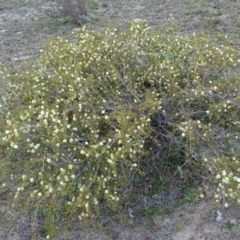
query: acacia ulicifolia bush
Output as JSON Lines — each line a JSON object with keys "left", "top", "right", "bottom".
{"left": 0, "top": 22, "right": 240, "bottom": 234}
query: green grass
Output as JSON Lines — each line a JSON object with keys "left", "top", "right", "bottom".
{"left": 91, "top": 16, "right": 100, "bottom": 23}
{"left": 102, "top": 2, "right": 108, "bottom": 8}
{"left": 226, "top": 221, "right": 235, "bottom": 230}
{"left": 90, "top": 0, "right": 99, "bottom": 10}
{"left": 60, "top": 17, "right": 69, "bottom": 25}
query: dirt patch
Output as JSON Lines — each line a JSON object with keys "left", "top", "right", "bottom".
{"left": 3, "top": 187, "right": 239, "bottom": 240}
{"left": 1, "top": 0, "right": 240, "bottom": 239}
{"left": 53, "top": 186, "right": 240, "bottom": 239}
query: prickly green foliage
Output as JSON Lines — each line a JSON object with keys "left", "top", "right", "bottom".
{"left": 0, "top": 22, "right": 240, "bottom": 235}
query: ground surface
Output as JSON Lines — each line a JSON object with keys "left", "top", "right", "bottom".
{"left": 1, "top": 0, "right": 240, "bottom": 239}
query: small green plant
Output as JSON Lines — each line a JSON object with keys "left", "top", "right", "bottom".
{"left": 90, "top": 0, "right": 99, "bottom": 9}
{"left": 194, "top": 0, "right": 205, "bottom": 8}
{"left": 102, "top": 2, "right": 108, "bottom": 8}
{"left": 210, "top": 9, "right": 219, "bottom": 16}
{"left": 184, "top": 189, "right": 198, "bottom": 203}
{"left": 233, "top": 32, "right": 240, "bottom": 39}
{"left": 60, "top": 16, "right": 69, "bottom": 25}
{"left": 143, "top": 219, "right": 151, "bottom": 229}
{"left": 175, "top": 225, "right": 182, "bottom": 232}
{"left": 91, "top": 16, "right": 99, "bottom": 23}
{"left": 226, "top": 221, "right": 234, "bottom": 230}
{"left": 204, "top": 17, "right": 221, "bottom": 26}
{"left": 95, "top": 221, "right": 104, "bottom": 229}
{"left": 128, "top": 219, "right": 134, "bottom": 226}
{"left": 146, "top": 206, "right": 170, "bottom": 217}
{"left": 110, "top": 13, "right": 116, "bottom": 19}
{"left": 138, "top": 204, "right": 171, "bottom": 228}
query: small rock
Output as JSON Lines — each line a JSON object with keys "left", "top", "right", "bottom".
{"left": 15, "top": 56, "right": 30, "bottom": 61}
{"left": 216, "top": 210, "right": 223, "bottom": 222}
{"left": 128, "top": 208, "right": 134, "bottom": 218}
{"left": 133, "top": 18, "right": 144, "bottom": 23}
{"left": 230, "top": 219, "right": 237, "bottom": 225}
{"left": 216, "top": 215, "right": 223, "bottom": 222}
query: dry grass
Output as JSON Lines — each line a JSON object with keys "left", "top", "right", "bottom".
{"left": 57, "top": 0, "right": 90, "bottom": 23}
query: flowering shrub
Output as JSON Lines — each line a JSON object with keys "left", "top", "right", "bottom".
{"left": 0, "top": 23, "right": 240, "bottom": 235}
